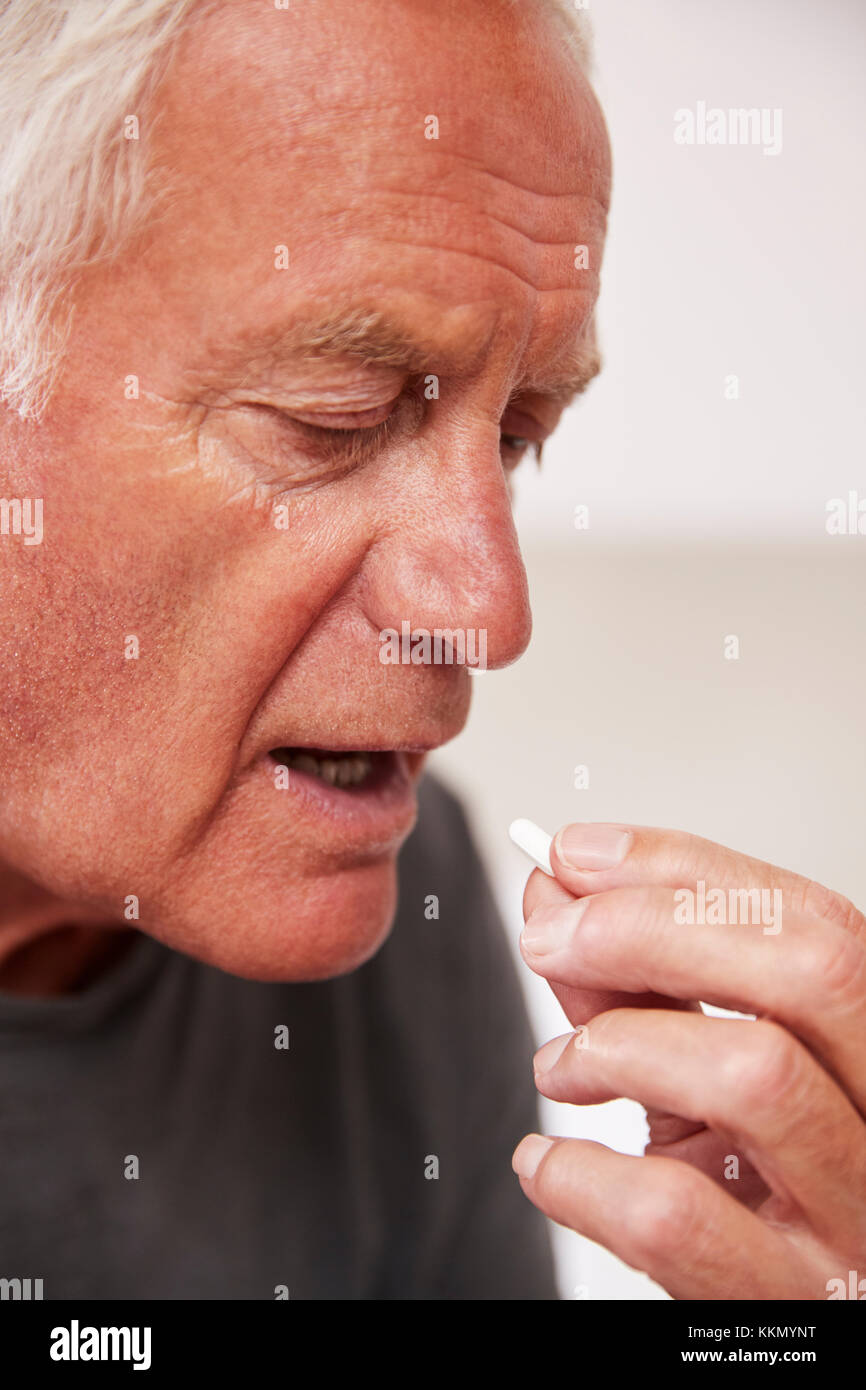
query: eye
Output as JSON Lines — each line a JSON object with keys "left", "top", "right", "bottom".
{"left": 499, "top": 401, "right": 547, "bottom": 469}
{"left": 223, "top": 388, "right": 547, "bottom": 493}
{"left": 500, "top": 432, "right": 542, "bottom": 470}
{"left": 501, "top": 433, "right": 531, "bottom": 455}
{"left": 298, "top": 413, "right": 398, "bottom": 450}
{"left": 266, "top": 396, "right": 413, "bottom": 472}
{"left": 282, "top": 401, "right": 398, "bottom": 432}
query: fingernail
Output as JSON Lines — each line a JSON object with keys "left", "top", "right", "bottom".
{"left": 512, "top": 1134, "right": 554, "bottom": 1180}
{"left": 555, "top": 824, "right": 632, "bottom": 870}
{"left": 521, "top": 899, "right": 588, "bottom": 955}
{"left": 533, "top": 1032, "right": 573, "bottom": 1076}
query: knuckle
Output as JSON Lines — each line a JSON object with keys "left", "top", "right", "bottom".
{"left": 587, "top": 1006, "right": 631, "bottom": 1047}
{"left": 582, "top": 887, "right": 664, "bottom": 957}
{"left": 790, "top": 877, "right": 865, "bottom": 936}
{"left": 624, "top": 1166, "right": 710, "bottom": 1269}
{"left": 628, "top": 887, "right": 668, "bottom": 943}
{"left": 574, "top": 894, "right": 608, "bottom": 950}
{"left": 656, "top": 828, "right": 705, "bottom": 876}
{"left": 717, "top": 1021, "right": 801, "bottom": 1116}
{"left": 795, "top": 926, "right": 866, "bottom": 1008}
{"left": 654, "top": 828, "right": 729, "bottom": 885}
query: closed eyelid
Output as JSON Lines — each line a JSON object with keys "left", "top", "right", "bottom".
{"left": 272, "top": 401, "right": 397, "bottom": 430}
{"left": 502, "top": 407, "right": 545, "bottom": 438}
{"left": 289, "top": 394, "right": 547, "bottom": 461}
{"left": 229, "top": 382, "right": 550, "bottom": 483}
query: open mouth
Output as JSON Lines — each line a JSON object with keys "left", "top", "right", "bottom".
{"left": 261, "top": 744, "right": 427, "bottom": 844}
{"left": 268, "top": 747, "right": 390, "bottom": 792}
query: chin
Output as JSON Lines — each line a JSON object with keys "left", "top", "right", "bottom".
{"left": 146, "top": 853, "right": 401, "bottom": 983}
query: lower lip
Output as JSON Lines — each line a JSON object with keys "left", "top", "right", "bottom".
{"left": 262, "top": 749, "right": 420, "bottom": 851}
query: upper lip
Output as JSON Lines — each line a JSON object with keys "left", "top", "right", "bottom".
{"left": 268, "top": 742, "right": 441, "bottom": 753}
{"left": 257, "top": 707, "right": 470, "bottom": 764}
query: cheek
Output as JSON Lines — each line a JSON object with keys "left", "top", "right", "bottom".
{"left": 0, "top": 427, "right": 371, "bottom": 909}
{"left": 0, "top": 531, "right": 216, "bottom": 899}
{"left": 0, "top": 406, "right": 403, "bottom": 976}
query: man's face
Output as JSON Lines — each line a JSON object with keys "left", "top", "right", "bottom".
{"left": 0, "top": 0, "right": 610, "bottom": 980}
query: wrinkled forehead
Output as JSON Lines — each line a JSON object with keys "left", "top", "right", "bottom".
{"left": 117, "top": 0, "right": 611, "bottom": 401}
{"left": 154, "top": 0, "right": 611, "bottom": 217}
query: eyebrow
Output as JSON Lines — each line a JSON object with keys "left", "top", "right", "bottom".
{"left": 518, "top": 337, "right": 602, "bottom": 402}
{"left": 200, "top": 304, "right": 601, "bottom": 404}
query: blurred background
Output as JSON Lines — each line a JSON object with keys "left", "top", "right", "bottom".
{"left": 429, "top": 0, "right": 866, "bottom": 1299}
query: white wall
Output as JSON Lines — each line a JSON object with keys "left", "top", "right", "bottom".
{"left": 514, "top": 0, "right": 866, "bottom": 541}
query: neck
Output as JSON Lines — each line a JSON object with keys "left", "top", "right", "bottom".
{"left": 0, "top": 871, "right": 132, "bottom": 998}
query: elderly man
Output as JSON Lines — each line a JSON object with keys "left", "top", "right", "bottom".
{"left": 0, "top": 0, "right": 864, "bottom": 1304}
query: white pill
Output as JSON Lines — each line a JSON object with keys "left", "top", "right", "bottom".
{"left": 508, "top": 818, "right": 554, "bottom": 876}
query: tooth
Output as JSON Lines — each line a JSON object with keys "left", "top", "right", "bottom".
{"left": 334, "top": 760, "right": 352, "bottom": 788}
{"left": 342, "top": 756, "right": 362, "bottom": 785}
{"left": 291, "top": 753, "right": 320, "bottom": 777}
{"left": 281, "top": 750, "right": 374, "bottom": 787}
{"left": 342, "top": 759, "right": 361, "bottom": 787}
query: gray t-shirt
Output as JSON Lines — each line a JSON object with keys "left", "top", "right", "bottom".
{"left": 0, "top": 775, "right": 557, "bottom": 1300}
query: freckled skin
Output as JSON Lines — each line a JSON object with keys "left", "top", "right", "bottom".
{"left": 0, "top": 0, "right": 610, "bottom": 988}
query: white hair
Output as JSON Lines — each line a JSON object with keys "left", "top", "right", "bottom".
{"left": 0, "top": 0, "right": 593, "bottom": 420}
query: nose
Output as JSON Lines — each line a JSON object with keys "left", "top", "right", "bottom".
{"left": 363, "top": 430, "right": 533, "bottom": 671}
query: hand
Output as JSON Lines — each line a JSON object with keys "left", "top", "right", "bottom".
{"left": 511, "top": 823, "right": 866, "bottom": 1300}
